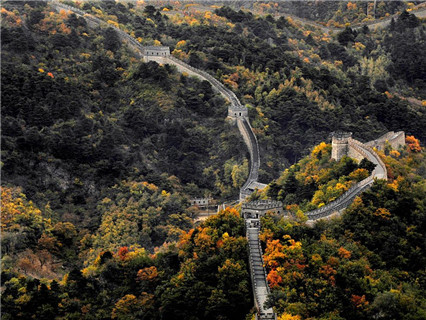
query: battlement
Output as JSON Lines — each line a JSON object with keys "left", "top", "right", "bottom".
{"left": 190, "top": 198, "right": 212, "bottom": 207}
{"left": 142, "top": 46, "right": 170, "bottom": 56}
{"left": 243, "top": 200, "right": 282, "bottom": 210}
{"left": 331, "top": 132, "right": 352, "bottom": 140}
{"left": 228, "top": 105, "right": 248, "bottom": 118}
{"left": 242, "top": 200, "right": 283, "bottom": 219}
{"left": 365, "top": 131, "right": 405, "bottom": 151}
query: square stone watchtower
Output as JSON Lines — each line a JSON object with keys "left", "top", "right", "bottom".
{"left": 331, "top": 132, "right": 352, "bottom": 161}
{"left": 142, "top": 46, "right": 170, "bottom": 56}
{"left": 241, "top": 200, "right": 283, "bottom": 219}
{"left": 228, "top": 105, "right": 248, "bottom": 118}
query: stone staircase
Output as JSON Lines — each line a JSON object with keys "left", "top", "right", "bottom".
{"left": 246, "top": 221, "right": 276, "bottom": 320}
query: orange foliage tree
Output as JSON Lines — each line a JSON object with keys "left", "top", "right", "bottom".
{"left": 137, "top": 266, "right": 158, "bottom": 281}
{"left": 406, "top": 135, "right": 421, "bottom": 152}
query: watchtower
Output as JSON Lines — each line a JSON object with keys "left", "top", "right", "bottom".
{"left": 241, "top": 200, "right": 283, "bottom": 219}
{"left": 228, "top": 105, "right": 248, "bottom": 118}
{"left": 190, "top": 198, "right": 212, "bottom": 208}
{"left": 142, "top": 46, "right": 170, "bottom": 56}
{"left": 331, "top": 132, "right": 352, "bottom": 161}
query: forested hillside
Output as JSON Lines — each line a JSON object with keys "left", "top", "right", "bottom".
{"left": 260, "top": 140, "right": 426, "bottom": 320}
{"left": 2, "top": 208, "right": 254, "bottom": 320}
{"left": 1, "top": 1, "right": 250, "bottom": 229}
{"left": 1, "top": 1, "right": 425, "bottom": 320}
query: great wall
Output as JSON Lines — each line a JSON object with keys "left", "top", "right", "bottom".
{"left": 274, "top": 3, "right": 426, "bottom": 34}
{"left": 50, "top": 3, "right": 406, "bottom": 319}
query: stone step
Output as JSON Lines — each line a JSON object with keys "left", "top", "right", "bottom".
{"left": 246, "top": 224, "right": 276, "bottom": 320}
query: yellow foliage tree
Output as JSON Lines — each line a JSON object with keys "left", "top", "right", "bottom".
{"left": 278, "top": 313, "right": 301, "bottom": 320}
{"left": 176, "top": 40, "right": 187, "bottom": 49}
{"left": 348, "top": 168, "right": 369, "bottom": 181}
{"left": 1, "top": 187, "right": 43, "bottom": 231}
{"left": 111, "top": 293, "right": 154, "bottom": 319}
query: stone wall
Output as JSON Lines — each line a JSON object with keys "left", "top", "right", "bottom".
{"left": 190, "top": 198, "right": 211, "bottom": 207}
{"left": 331, "top": 132, "right": 352, "bottom": 161}
{"left": 365, "top": 131, "right": 405, "bottom": 151}
{"left": 143, "top": 55, "right": 168, "bottom": 64}
{"left": 229, "top": 105, "right": 248, "bottom": 118}
{"left": 242, "top": 200, "right": 283, "bottom": 218}
{"left": 307, "top": 136, "right": 389, "bottom": 222}
{"left": 238, "top": 118, "right": 263, "bottom": 200}
{"left": 246, "top": 222, "right": 276, "bottom": 320}
{"left": 143, "top": 46, "right": 170, "bottom": 56}
{"left": 332, "top": 131, "right": 405, "bottom": 162}
{"left": 347, "top": 138, "right": 366, "bottom": 162}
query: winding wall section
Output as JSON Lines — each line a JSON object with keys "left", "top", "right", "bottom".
{"left": 51, "top": 2, "right": 270, "bottom": 318}
{"left": 238, "top": 118, "right": 267, "bottom": 200}
{"left": 275, "top": 3, "right": 426, "bottom": 33}
{"left": 50, "top": 3, "right": 390, "bottom": 318}
{"left": 305, "top": 138, "right": 387, "bottom": 222}
{"left": 52, "top": 1, "right": 262, "bottom": 201}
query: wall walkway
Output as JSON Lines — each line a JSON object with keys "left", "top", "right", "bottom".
{"left": 246, "top": 220, "right": 276, "bottom": 320}
{"left": 238, "top": 118, "right": 266, "bottom": 200}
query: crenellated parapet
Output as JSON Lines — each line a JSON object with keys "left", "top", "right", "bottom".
{"left": 142, "top": 46, "right": 170, "bottom": 57}
{"left": 228, "top": 105, "right": 248, "bottom": 118}
{"left": 242, "top": 200, "right": 283, "bottom": 219}
{"left": 237, "top": 118, "right": 266, "bottom": 200}
{"left": 365, "top": 131, "right": 405, "bottom": 151}
{"left": 190, "top": 198, "right": 212, "bottom": 208}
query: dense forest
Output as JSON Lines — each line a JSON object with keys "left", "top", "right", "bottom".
{"left": 1, "top": 1, "right": 425, "bottom": 319}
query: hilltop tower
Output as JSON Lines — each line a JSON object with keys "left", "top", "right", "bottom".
{"left": 331, "top": 132, "right": 352, "bottom": 161}
{"left": 228, "top": 105, "right": 248, "bottom": 118}
{"left": 141, "top": 46, "right": 170, "bottom": 63}
{"left": 142, "top": 46, "right": 170, "bottom": 56}
{"left": 241, "top": 200, "right": 283, "bottom": 219}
